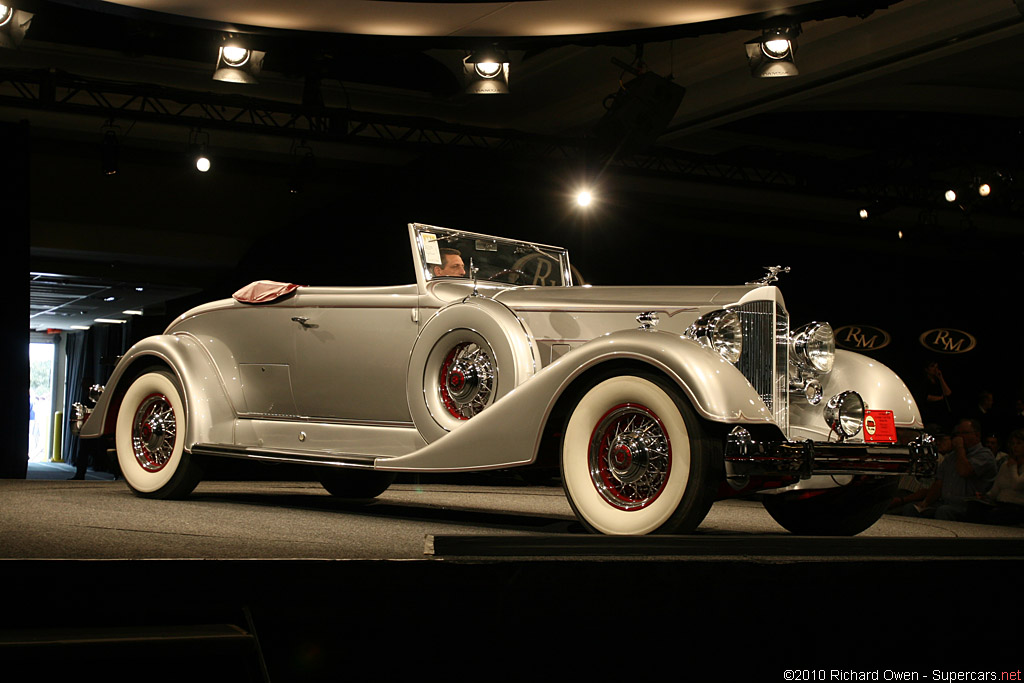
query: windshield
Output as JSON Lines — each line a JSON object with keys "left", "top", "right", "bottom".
{"left": 412, "top": 224, "right": 573, "bottom": 287}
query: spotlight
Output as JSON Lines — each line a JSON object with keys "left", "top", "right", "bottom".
{"left": 745, "top": 26, "right": 800, "bottom": 78}
{"left": 944, "top": 189, "right": 957, "bottom": 203}
{"left": 189, "top": 129, "right": 211, "bottom": 172}
{"left": 576, "top": 190, "right": 593, "bottom": 208}
{"left": 213, "top": 37, "right": 265, "bottom": 84}
{"left": 195, "top": 146, "right": 211, "bottom": 172}
{"left": 978, "top": 183, "right": 991, "bottom": 197}
{"left": 858, "top": 208, "right": 869, "bottom": 220}
{"left": 463, "top": 47, "right": 509, "bottom": 95}
{"left": 101, "top": 127, "right": 118, "bottom": 176}
{"left": 0, "top": 4, "right": 32, "bottom": 49}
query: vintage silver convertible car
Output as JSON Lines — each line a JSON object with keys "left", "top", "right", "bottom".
{"left": 76, "top": 224, "right": 936, "bottom": 535}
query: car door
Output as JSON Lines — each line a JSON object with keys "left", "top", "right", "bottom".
{"left": 289, "top": 286, "right": 420, "bottom": 422}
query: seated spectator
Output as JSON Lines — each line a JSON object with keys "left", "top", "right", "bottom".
{"left": 893, "top": 418, "right": 996, "bottom": 521}
{"left": 978, "top": 429, "right": 1024, "bottom": 526}
{"left": 984, "top": 433, "right": 1009, "bottom": 471}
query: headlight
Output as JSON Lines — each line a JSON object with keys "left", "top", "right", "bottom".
{"left": 823, "top": 390, "right": 864, "bottom": 440}
{"left": 685, "top": 309, "right": 743, "bottom": 364}
{"left": 791, "top": 322, "right": 834, "bottom": 373}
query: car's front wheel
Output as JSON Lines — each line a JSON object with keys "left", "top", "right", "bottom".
{"left": 115, "top": 368, "right": 203, "bottom": 499}
{"left": 560, "top": 372, "right": 720, "bottom": 535}
{"left": 761, "top": 477, "right": 898, "bottom": 535}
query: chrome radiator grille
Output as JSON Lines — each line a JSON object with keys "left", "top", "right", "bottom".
{"left": 735, "top": 301, "right": 790, "bottom": 434}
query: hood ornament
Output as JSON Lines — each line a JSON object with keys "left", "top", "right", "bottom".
{"left": 746, "top": 265, "right": 790, "bottom": 285}
{"left": 636, "top": 311, "right": 660, "bottom": 331}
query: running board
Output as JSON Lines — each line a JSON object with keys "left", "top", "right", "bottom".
{"left": 189, "top": 444, "right": 379, "bottom": 470}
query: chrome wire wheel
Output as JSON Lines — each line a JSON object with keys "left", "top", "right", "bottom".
{"left": 131, "top": 393, "right": 177, "bottom": 472}
{"left": 115, "top": 369, "right": 203, "bottom": 499}
{"left": 438, "top": 341, "right": 494, "bottom": 420}
{"left": 589, "top": 403, "right": 671, "bottom": 510}
{"left": 561, "top": 372, "right": 719, "bottom": 535}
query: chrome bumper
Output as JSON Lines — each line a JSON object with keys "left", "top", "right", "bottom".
{"left": 724, "top": 427, "right": 937, "bottom": 481}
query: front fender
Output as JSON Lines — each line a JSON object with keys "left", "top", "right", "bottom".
{"left": 790, "top": 349, "right": 923, "bottom": 441}
{"left": 378, "top": 328, "right": 770, "bottom": 471}
{"left": 78, "top": 333, "right": 235, "bottom": 448}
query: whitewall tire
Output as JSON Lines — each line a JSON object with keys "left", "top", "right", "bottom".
{"left": 115, "top": 369, "right": 203, "bottom": 499}
{"left": 561, "top": 372, "right": 719, "bottom": 535}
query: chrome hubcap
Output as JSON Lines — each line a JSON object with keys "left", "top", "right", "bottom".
{"left": 131, "top": 393, "right": 176, "bottom": 472}
{"left": 439, "top": 342, "right": 494, "bottom": 420}
{"left": 589, "top": 404, "right": 671, "bottom": 510}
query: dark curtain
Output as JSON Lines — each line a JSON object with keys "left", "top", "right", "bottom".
{"left": 64, "top": 323, "right": 131, "bottom": 470}
{"left": 61, "top": 330, "right": 86, "bottom": 468}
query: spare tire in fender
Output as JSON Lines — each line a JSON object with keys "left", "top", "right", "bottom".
{"left": 407, "top": 296, "right": 539, "bottom": 443}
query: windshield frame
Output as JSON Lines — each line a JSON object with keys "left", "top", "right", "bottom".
{"left": 409, "top": 223, "right": 574, "bottom": 290}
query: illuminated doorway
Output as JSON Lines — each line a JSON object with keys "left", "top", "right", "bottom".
{"left": 29, "top": 342, "right": 55, "bottom": 462}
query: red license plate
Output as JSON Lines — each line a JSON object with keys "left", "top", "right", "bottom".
{"left": 864, "top": 409, "right": 897, "bottom": 443}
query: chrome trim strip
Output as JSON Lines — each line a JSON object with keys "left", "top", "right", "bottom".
{"left": 233, "top": 413, "right": 417, "bottom": 427}
{"left": 507, "top": 306, "right": 698, "bottom": 315}
{"left": 190, "top": 443, "right": 381, "bottom": 469}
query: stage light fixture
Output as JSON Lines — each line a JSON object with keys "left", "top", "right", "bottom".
{"left": 213, "top": 37, "right": 265, "bottom": 84}
{"left": 858, "top": 208, "right": 869, "bottom": 220}
{"left": 745, "top": 26, "right": 800, "bottom": 78}
{"left": 195, "top": 146, "right": 211, "bottom": 172}
{"left": 944, "top": 189, "right": 957, "bottom": 203}
{"left": 576, "top": 190, "right": 593, "bottom": 208}
{"left": 0, "top": 4, "right": 32, "bottom": 49}
{"left": 978, "top": 182, "right": 991, "bottom": 197}
{"left": 463, "top": 47, "right": 509, "bottom": 95}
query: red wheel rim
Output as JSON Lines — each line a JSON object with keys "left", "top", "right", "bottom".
{"left": 437, "top": 342, "right": 493, "bottom": 420}
{"left": 130, "top": 392, "right": 176, "bottom": 472}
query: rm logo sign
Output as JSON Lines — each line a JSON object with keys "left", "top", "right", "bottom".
{"left": 835, "top": 325, "right": 891, "bottom": 351}
{"left": 919, "top": 328, "right": 977, "bottom": 354}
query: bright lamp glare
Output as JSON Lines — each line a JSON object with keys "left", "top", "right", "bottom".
{"left": 944, "top": 189, "right": 956, "bottom": 203}
{"left": 858, "top": 208, "right": 869, "bottom": 220}
{"left": 978, "top": 183, "right": 991, "bottom": 197}
{"left": 222, "top": 46, "right": 250, "bottom": 67}
{"left": 576, "top": 190, "right": 593, "bottom": 207}
{"left": 475, "top": 62, "right": 502, "bottom": 78}
{"left": 763, "top": 39, "right": 791, "bottom": 57}
{"left": 196, "top": 155, "right": 211, "bottom": 172}
{"left": 0, "top": 5, "right": 12, "bottom": 27}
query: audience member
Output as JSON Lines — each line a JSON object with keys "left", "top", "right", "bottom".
{"left": 919, "top": 361, "right": 953, "bottom": 432}
{"left": 978, "top": 429, "right": 1024, "bottom": 526}
{"left": 968, "top": 389, "right": 1001, "bottom": 441}
{"left": 893, "top": 418, "right": 996, "bottom": 521}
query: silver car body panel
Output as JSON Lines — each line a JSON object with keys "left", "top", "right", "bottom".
{"left": 80, "top": 223, "right": 924, "bottom": 478}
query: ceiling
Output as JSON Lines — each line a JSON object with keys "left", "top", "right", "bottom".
{"left": 9, "top": 0, "right": 1024, "bottom": 331}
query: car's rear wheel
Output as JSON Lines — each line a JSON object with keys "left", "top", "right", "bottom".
{"left": 560, "top": 372, "right": 720, "bottom": 535}
{"left": 318, "top": 469, "right": 396, "bottom": 499}
{"left": 761, "top": 477, "right": 898, "bottom": 535}
{"left": 115, "top": 368, "right": 203, "bottom": 499}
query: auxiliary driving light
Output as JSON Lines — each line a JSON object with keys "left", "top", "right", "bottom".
{"left": 823, "top": 390, "right": 864, "bottom": 440}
